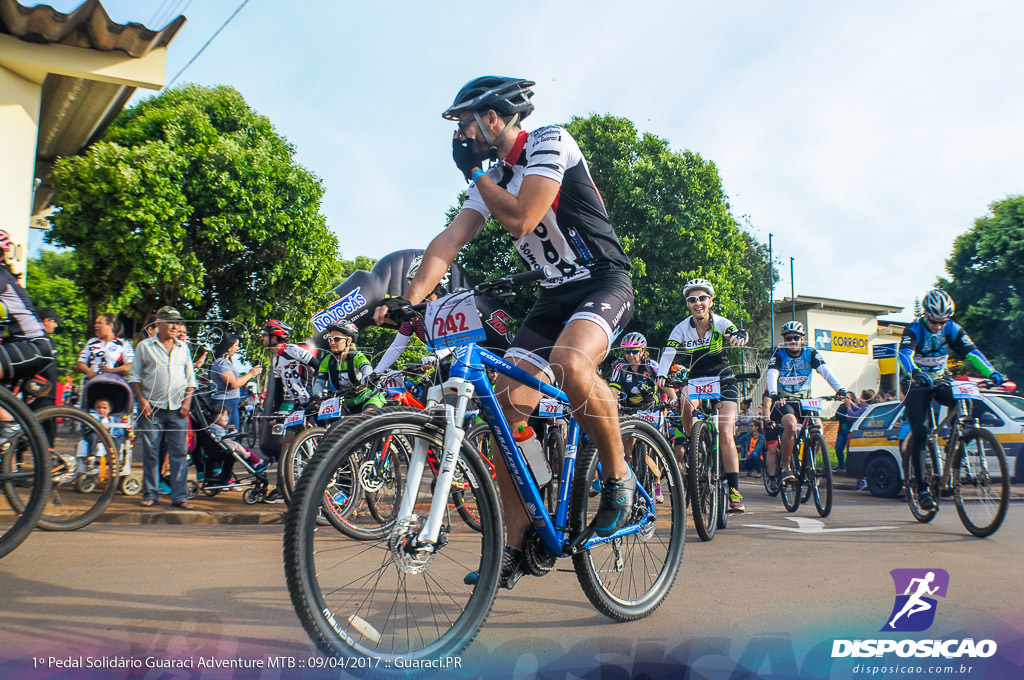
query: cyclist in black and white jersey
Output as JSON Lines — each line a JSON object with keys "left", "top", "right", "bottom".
{"left": 657, "top": 278, "right": 749, "bottom": 512}
{"left": 261, "top": 319, "right": 319, "bottom": 504}
{"left": 374, "top": 76, "right": 635, "bottom": 588}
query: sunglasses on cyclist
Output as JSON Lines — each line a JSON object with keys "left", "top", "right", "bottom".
{"left": 623, "top": 349, "right": 642, "bottom": 355}
{"left": 925, "top": 316, "right": 948, "bottom": 326}
{"left": 686, "top": 294, "right": 711, "bottom": 304}
{"left": 327, "top": 336, "right": 348, "bottom": 344}
{"left": 783, "top": 335, "right": 803, "bottom": 342}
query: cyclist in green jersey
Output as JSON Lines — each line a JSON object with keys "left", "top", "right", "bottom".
{"left": 314, "top": 321, "right": 386, "bottom": 412}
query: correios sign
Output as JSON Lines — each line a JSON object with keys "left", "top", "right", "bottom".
{"left": 814, "top": 329, "right": 869, "bottom": 354}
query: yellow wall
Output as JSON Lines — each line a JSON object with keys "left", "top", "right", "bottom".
{"left": 0, "top": 64, "right": 40, "bottom": 276}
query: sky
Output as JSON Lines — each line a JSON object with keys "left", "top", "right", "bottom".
{"left": 33, "top": 0, "right": 1024, "bottom": 322}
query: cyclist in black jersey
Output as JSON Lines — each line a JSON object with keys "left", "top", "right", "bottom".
{"left": 0, "top": 230, "right": 55, "bottom": 389}
{"left": 608, "top": 332, "right": 662, "bottom": 410}
{"left": 375, "top": 76, "right": 636, "bottom": 587}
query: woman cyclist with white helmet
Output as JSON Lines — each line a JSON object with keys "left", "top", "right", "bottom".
{"left": 657, "top": 278, "right": 749, "bottom": 512}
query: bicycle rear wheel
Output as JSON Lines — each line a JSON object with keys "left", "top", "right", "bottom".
{"left": 686, "top": 420, "right": 718, "bottom": 541}
{"left": 762, "top": 457, "right": 780, "bottom": 497}
{"left": 0, "top": 386, "right": 52, "bottom": 557}
{"left": 571, "top": 419, "right": 685, "bottom": 621}
{"left": 809, "top": 433, "right": 832, "bottom": 517}
{"left": 716, "top": 479, "right": 728, "bottom": 529}
{"left": 284, "top": 407, "right": 502, "bottom": 663}
{"left": 952, "top": 428, "right": 1008, "bottom": 537}
{"left": 907, "top": 439, "right": 939, "bottom": 523}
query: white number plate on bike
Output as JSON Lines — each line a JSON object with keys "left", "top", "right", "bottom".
{"left": 380, "top": 370, "right": 406, "bottom": 397}
{"left": 951, "top": 381, "right": 981, "bottom": 399}
{"left": 637, "top": 410, "right": 663, "bottom": 426}
{"left": 284, "top": 410, "right": 306, "bottom": 428}
{"left": 687, "top": 376, "right": 722, "bottom": 400}
{"left": 317, "top": 397, "right": 341, "bottom": 421}
{"left": 537, "top": 398, "right": 564, "bottom": 418}
{"left": 799, "top": 398, "right": 823, "bottom": 414}
{"left": 425, "top": 292, "right": 485, "bottom": 350}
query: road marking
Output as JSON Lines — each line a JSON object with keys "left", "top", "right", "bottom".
{"left": 742, "top": 517, "right": 898, "bottom": 533}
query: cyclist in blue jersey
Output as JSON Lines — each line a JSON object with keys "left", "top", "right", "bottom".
{"left": 898, "top": 289, "right": 1006, "bottom": 511}
{"left": 375, "top": 76, "right": 635, "bottom": 588}
{"left": 761, "top": 320, "right": 846, "bottom": 484}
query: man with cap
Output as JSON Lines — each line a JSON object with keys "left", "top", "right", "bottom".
{"left": 38, "top": 307, "right": 61, "bottom": 335}
{"left": 127, "top": 306, "right": 198, "bottom": 509}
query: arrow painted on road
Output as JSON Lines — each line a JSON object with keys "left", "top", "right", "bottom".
{"left": 742, "top": 517, "right": 898, "bottom": 533}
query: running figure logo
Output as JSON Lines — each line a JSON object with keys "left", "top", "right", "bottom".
{"left": 881, "top": 568, "right": 950, "bottom": 632}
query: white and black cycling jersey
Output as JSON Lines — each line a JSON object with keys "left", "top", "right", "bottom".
{"left": 272, "top": 343, "right": 317, "bottom": 405}
{"left": 658, "top": 314, "right": 738, "bottom": 379}
{"left": 462, "top": 126, "right": 630, "bottom": 288}
{"left": 78, "top": 337, "right": 134, "bottom": 374}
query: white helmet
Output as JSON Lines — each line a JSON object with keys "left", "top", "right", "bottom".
{"left": 406, "top": 255, "right": 451, "bottom": 296}
{"left": 781, "top": 320, "right": 805, "bottom": 337}
{"left": 683, "top": 278, "right": 714, "bottom": 298}
{"left": 921, "top": 289, "right": 955, "bottom": 320}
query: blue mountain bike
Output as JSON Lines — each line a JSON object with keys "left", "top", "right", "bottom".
{"left": 284, "top": 268, "right": 685, "bottom": 665}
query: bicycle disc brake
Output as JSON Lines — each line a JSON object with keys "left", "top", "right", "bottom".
{"left": 388, "top": 515, "right": 436, "bottom": 574}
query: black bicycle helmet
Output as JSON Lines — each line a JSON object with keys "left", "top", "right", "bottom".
{"left": 442, "top": 76, "right": 536, "bottom": 121}
{"left": 325, "top": 320, "right": 359, "bottom": 341}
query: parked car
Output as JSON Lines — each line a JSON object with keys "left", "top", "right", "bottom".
{"left": 846, "top": 390, "right": 1024, "bottom": 497}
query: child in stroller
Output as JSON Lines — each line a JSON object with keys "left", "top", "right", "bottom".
{"left": 80, "top": 374, "right": 141, "bottom": 495}
{"left": 189, "top": 391, "right": 269, "bottom": 504}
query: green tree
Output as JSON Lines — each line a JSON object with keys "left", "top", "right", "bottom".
{"left": 26, "top": 250, "right": 88, "bottom": 375}
{"left": 566, "top": 114, "right": 773, "bottom": 349}
{"left": 47, "top": 84, "right": 341, "bottom": 338}
{"left": 941, "top": 195, "right": 1024, "bottom": 381}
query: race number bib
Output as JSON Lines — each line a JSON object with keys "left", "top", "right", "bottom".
{"left": 380, "top": 370, "right": 406, "bottom": 397}
{"left": 799, "top": 398, "right": 823, "bottom": 414}
{"left": 317, "top": 397, "right": 341, "bottom": 421}
{"left": 425, "top": 292, "right": 485, "bottom": 350}
{"left": 537, "top": 398, "right": 564, "bottom": 418}
{"left": 687, "top": 376, "right": 722, "bottom": 400}
{"left": 951, "top": 381, "right": 981, "bottom": 399}
{"left": 636, "top": 410, "right": 663, "bottom": 427}
{"left": 283, "top": 410, "right": 306, "bottom": 428}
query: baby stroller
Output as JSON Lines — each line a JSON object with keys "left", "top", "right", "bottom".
{"left": 80, "top": 374, "right": 141, "bottom": 496}
{"left": 187, "top": 389, "right": 269, "bottom": 504}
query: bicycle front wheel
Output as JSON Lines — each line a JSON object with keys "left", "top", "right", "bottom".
{"left": 34, "top": 407, "right": 120, "bottom": 531}
{"left": 952, "top": 428, "right": 1009, "bottom": 537}
{"left": 907, "top": 439, "right": 939, "bottom": 523}
{"left": 572, "top": 419, "right": 685, "bottom": 621}
{"left": 284, "top": 407, "right": 502, "bottom": 663}
{"left": 809, "top": 433, "right": 833, "bottom": 517}
{"left": 0, "top": 387, "right": 51, "bottom": 557}
{"left": 686, "top": 419, "right": 718, "bottom": 541}
{"left": 282, "top": 426, "right": 327, "bottom": 505}
{"left": 781, "top": 441, "right": 801, "bottom": 512}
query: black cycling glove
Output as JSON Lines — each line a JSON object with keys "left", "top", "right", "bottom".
{"left": 452, "top": 138, "right": 484, "bottom": 182}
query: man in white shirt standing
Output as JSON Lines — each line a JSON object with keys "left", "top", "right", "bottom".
{"left": 128, "top": 306, "right": 197, "bottom": 509}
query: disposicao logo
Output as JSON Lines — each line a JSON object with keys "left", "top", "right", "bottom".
{"left": 832, "top": 568, "right": 997, "bottom": 659}
{"left": 882, "top": 568, "right": 948, "bottom": 632}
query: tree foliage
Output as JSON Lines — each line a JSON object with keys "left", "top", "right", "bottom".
{"left": 567, "top": 114, "right": 772, "bottom": 349}
{"left": 47, "top": 84, "right": 341, "bottom": 337}
{"left": 26, "top": 250, "right": 88, "bottom": 375}
{"left": 940, "top": 195, "right": 1024, "bottom": 381}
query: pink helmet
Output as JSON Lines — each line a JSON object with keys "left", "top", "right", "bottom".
{"left": 619, "top": 332, "right": 647, "bottom": 349}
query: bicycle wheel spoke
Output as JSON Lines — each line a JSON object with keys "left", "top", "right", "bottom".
{"left": 953, "top": 429, "right": 1009, "bottom": 537}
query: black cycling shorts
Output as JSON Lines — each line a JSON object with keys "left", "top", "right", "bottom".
{"left": 770, "top": 400, "right": 806, "bottom": 424}
{"left": 0, "top": 337, "right": 55, "bottom": 384}
{"left": 506, "top": 269, "right": 634, "bottom": 378}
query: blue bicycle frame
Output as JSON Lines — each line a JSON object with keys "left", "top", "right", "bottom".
{"left": 431, "top": 339, "right": 655, "bottom": 556}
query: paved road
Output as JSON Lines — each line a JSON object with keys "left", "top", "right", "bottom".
{"left": 1, "top": 480, "right": 1022, "bottom": 679}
